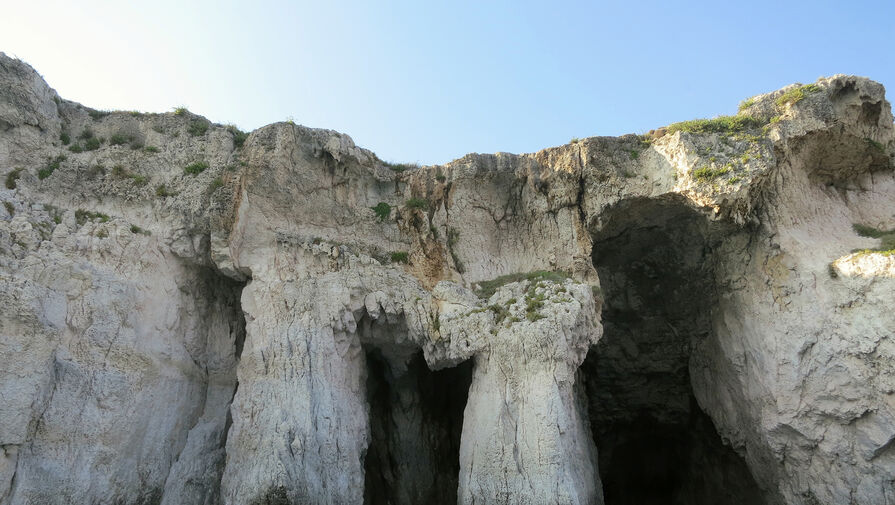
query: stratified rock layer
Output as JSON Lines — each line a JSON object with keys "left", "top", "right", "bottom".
{"left": 1, "top": 52, "right": 893, "bottom": 504}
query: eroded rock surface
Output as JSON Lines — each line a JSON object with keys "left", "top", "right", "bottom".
{"left": 1, "top": 52, "right": 894, "bottom": 504}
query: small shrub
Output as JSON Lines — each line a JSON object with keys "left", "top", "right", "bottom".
{"left": 68, "top": 144, "right": 84, "bottom": 153}
{"left": 5, "top": 167, "right": 24, "bottom": 189}
{"left": 188, "top": 119, "right": 209, "bottom": 136}
{"left": 775, "top": 84, "right": 821, "bottom": 108}
{"left": 209, "top": 177, "right": 223, "bottom": 191}
{"left": 476, "top": 270, "right": 569, "bottom": 299}
{"left": 155, "top": 184, "right": 173, "bottom": 197}
{"left": 570, "top": 137, "right": 580, "bottom": 144}
{"left": 75, "top": 209, "right": 110, "bottom": 225}
{"left": 87, "top": 164, "right": 106, "bottom": 177}
{"left": 692, "top": 165, "right": 732, "bottom": 181}
{"left": 383, "top": 161, "right": 420, "bottom": 172}
{"left": 88, "top": 109, "right": 109, "bottom": 120}
{"left": 447, "top": 227, "right": 460, "bottom": 246}
{"left": 84, "top": 137, "right": 101, "bottom": 151}
{"left": 3, "top": 201, "right": 13, "bottom": 216}
{"left": 371, "top": 202, "right": 391, "bottom": 221}
{"left": 738, "top": 97, "right": 755, "bottom": 112}
{"left": 184, "top": 161, "right": 209, "bottom": 175}
{"left": 112, "top": 165, "right": 126, "bottom": 177}
{"left": 227, "top": 125, "right": 248, "bottom": 148}
{"left": 629, "top": 150, "right": 639, "bottom": 160}
{"left": 667, "top": 115, "right": 764, "bottom": 135}
{"left": 173, "top": 106, "right": 188, "bottom": 116}
{"left": 129, "top": 140, "right": 144, "bottom": 150}
{"left": 38, "top": 155, "right": 66, "bottom": 180}
{"left": 130, "top": 224, "right": 150, "bottom": 235}
{"left": 95, "top": 228, "right": 108, "bottom": 238}
{"left": 405, "top": 197, "right": 429, "bottom": 210}
{"left": 435, "top": 174, "right": 446, "bottom": 182}
{"left": 152, "top": 125, "right": 165, "bottom": 133}
{"left": 143, "top": 146, "right": 160, "bottom": 153}
{"left": 78, "top": 129, "right": 95, "bottom": 140}
{"left": 131, "top": 175, "right": 148, "bottom": 186}
{"left": 60, "top": 132, "right": 70, "bottom": 145}
{"left": 390, "top": 251, "right": 409, "bottom": 263}
{"left": 489, "top": 303, "right": 510, "bottom": 324}
{"left": 853, "top": 224, "right": 895, "bottom": 253}
{"left": 865, "top": 138, "right": 886, "bottom": 152}
{"left": 728, "top": 176, "right": 741, "bottom": 184}
{"left": 109, "top": 134, "right": 130, "bottom": 146}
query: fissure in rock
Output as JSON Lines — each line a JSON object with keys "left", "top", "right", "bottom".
{"left": 359, "top": 315, "right": 472, "bottom": 505}
{"left": 583, "top": 197, "right": 765, "bottom": 505}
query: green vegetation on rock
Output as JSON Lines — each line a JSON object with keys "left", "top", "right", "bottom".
{"left": 667, "top": 115, "right": 764, "bottom": 135}
{"left": 371, "top": 202, "right": 391, "bottom": 221}
{"left": 405, "top": 197, "right": 429, "bottom": 210}
{"left": 5, "top": 168, "right": 23, "bottom": 189}
{"left": 853, "top": 223, "right": 895, "bottom": 255}
{"left": 475, "top": 270, "right": 568, "bottom": 299}
{"left": 184, "top": 161, "right": 209, "bottom": 175}
{"left": 390, "top": 251, "right": 409, "bottom": 263}
{"left": 775, "top": 84, "right": 821, "bottom": 108}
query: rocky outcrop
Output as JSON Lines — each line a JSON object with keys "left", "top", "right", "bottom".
{"left": 1, "top": 52, "right": 893, "bottom": 504}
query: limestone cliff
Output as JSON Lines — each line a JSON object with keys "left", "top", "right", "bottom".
{"left": 1, "top": 52, "right": 893, "bottom": 504}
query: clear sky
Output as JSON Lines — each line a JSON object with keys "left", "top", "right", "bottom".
{"left": 3, "top": 0, "right": 893, "bottom": 165}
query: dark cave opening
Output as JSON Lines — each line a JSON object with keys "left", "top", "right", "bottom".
{"left": 583, "top": 197, "right": 765, "bottom": 505}
{"left": 363, "top": 348, "right": 472, "bottom": 505}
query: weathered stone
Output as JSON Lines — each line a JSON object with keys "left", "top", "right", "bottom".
{"left": 1, "top": 51, "right": 894, "bottom": 505}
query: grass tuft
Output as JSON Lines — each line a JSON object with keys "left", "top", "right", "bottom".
{"left": 75, "top": 209, "right": 110, "bottom": 226}
{"left": 405, "top": 197, "right": 429, "bottom": 210}
{"left": 775, "top": 84, "right": 822, "bottom": 108}
{"left": 5, "top": 168, "right": 24, "bottom": 189}
{"left": 155, "top": 184, "right": 173, "bottom": 197}
{"left": 390, "top": 251, "right": 409, "bottom": 263}
{"left": 383, "top": 161, "right": 420, "bottom": 172}
{"left": 187, "top": 119, "right": 209, "bottom": 136}
{"left": 184, "top": 161, "right": 209, "bottom": 175}
{"left": 227, "top": 125, "right": 248, "bottom": 148}
{"left": 109, "top": 134, "right": 130, "bottom": 146}
{"left": 475, "top": 270, "right": 568, "bottom": 299}
{"left": 667, "top": 115, "right": 764, "bottom": 135}
{"left": 692, "top": 165, "right": 732, "bottom": 181}
{"left": 38, "top": 155, "right": 66, "bottom": 180}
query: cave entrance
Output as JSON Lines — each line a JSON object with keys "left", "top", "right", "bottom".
{"left": 583, "top": 197, "right": 765, "bottom": 505}
{"left": 361, "top": 324, "right": 472, "bottom": 505}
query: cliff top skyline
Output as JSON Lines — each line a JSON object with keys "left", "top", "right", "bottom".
{"left": 5, "top": 0, "right": 894, "bottom": 165}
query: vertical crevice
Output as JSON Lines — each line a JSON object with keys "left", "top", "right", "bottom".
{"left": 159, "top": 267, "right": 247, "bottom": 505}
{"left": 363, "top": 348, "right": 472, "bottom": 505}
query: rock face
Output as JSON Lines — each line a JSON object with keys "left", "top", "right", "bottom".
{"left": 1, "top": 52, "right": 893, "bottom": 504}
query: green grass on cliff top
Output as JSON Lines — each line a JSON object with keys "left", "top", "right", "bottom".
{"left": 853, "top": 224, "right": 895, "bottom": 256}
{"left": 666, "top": 115, "right": 765, "bottom": 135}
{"left": 475, "top": 270, "right": 568, "bottom": 299}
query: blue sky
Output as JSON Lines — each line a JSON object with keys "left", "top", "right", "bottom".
{"left": 3, "top": 0, "right": 894, "bottom": 165}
